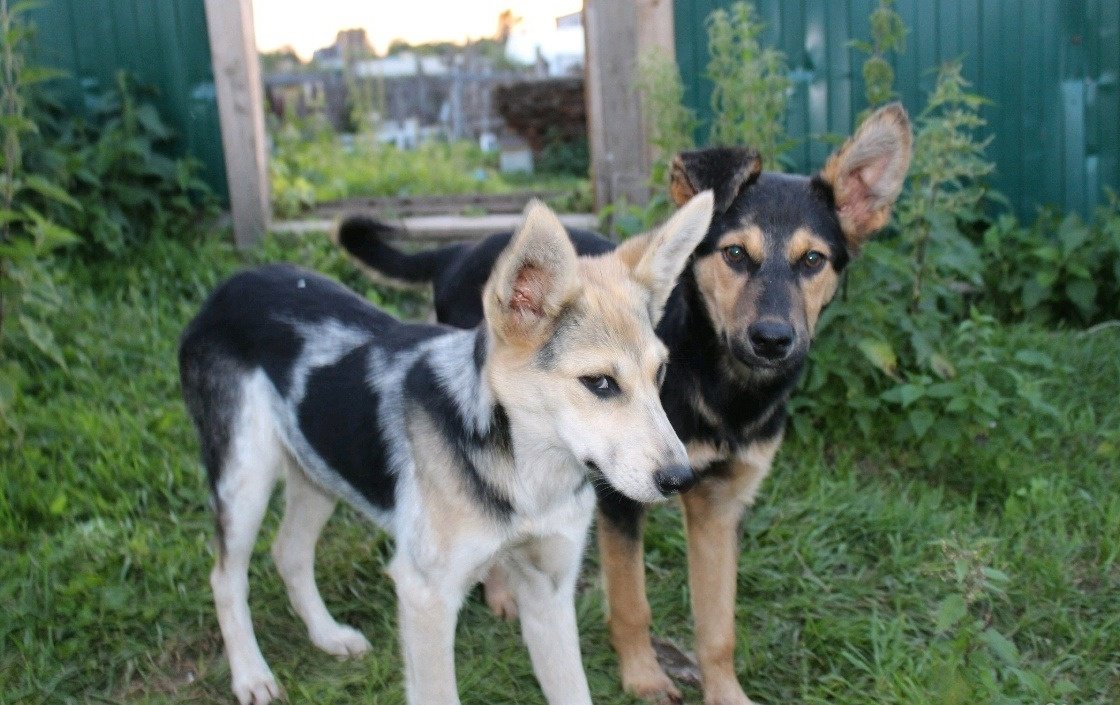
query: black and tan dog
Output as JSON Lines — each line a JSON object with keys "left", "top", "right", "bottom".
{"left": 338, "top": 104, "right": 912, "bottom": 705}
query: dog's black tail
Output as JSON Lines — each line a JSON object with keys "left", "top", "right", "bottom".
{"left": 337, "top": 214, "right": 454, "bottom": 285}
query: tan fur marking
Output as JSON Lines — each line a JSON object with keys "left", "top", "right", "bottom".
{"left": 407, "top": 413, "right": 491, "bottom": 552}
{"left": 786, "top": 227, "right": 842, "bottom": 333}
{"left": 718, "top": 227, "right": 765, "bottom": 264}
{"left": 598, "top": 516, "right": 680, "bottom": 701}
{"left": 613, "top": 232, "right": 652, "bottom": 270}
{"left": 681, "top": 439, "right": 781, "bottom": 705}
{"left": 669, "top": 154, "right": 696, "bottom": 206}
{"left": 692, "top": 246, "right": 753, "bottom": 342}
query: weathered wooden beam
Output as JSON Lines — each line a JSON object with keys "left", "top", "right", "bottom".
{"left": 272, "top": 213, "right": 599, "bottom": 242}
{"left": 583, "top": 0, "right": 676, "bottom": 226}
{"left": 309, "top": 190, "right": 569, "bottom": 219}
{"left": 204, "top": 0, "right": 270, "bottom": 248}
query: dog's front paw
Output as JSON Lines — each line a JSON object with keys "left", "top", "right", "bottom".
{"left": 232, "top": 667, "right": 283, "bottom": 705}
{"left": 620, "top": 651, "right": 682, "bottom": 704}
{"left": 702, "top": 680, "right": 759, "bottom": 705}
{"left": 311, "top": 623, "right": 372, "bottom": 659}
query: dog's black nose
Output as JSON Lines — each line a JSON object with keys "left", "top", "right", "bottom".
{"left": 748, "top": 320, "right": 794, "bottom": 360}
{"left": 655, "top": 466, "right": 698, "bottom": 496}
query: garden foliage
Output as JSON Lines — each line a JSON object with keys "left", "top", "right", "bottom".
{"left": 0, "top": 0, "right": 213, "bottom": 432}
{"left": 632, "top": 2, "right": 1120, "bottom": 474}
{"left": 269, "top": 117, "right": 589, "bottom": 219}
{"left": 705, "top": 1, "right": 792, "bottom": 169}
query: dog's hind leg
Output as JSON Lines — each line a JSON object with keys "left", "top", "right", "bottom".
{"left": 272, "top": 466, "right": 372, "bottom": 658}
{"left": 507, "top": 534, "right": 592, "bottom": 705}
{"left": 209, "top": 376, "right": 285, "bottom": 705}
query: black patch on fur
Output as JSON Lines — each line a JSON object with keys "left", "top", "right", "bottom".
{"left": 595, "top": 482, "right": 645, "bottom": 542}
{"left": 673, "top": 146, "right": 762, "bottom": 214}
{"left": 432, "top": 229, "right": 614, "bottom": 329}
{"left": 472, "top": 327, "right": 488, "bottom": 372}
{"left": 535, "top": 302, "right": 583, "bottom": 369}
{"left": 298, "top": 345, "right": 397, "bottom": 510}
{"left": 489, "top": 403, "right": 512, "bottom": 455}
{"left": 178, "top": 343, "right": 245, "bottom": 556}
{"left": 404, "top": 357, "right": 514, "bottom": 520}
{"left": 180, "top": 264, "right": 450, "bottom": 533}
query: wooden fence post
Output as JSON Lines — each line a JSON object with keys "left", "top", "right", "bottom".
{"left": 204, "top": 0, "right": 270, "bottom": 248}
{"left": 583, "top": 0, "right": 675, "bottom": 226}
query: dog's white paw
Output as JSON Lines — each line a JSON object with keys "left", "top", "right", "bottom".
{"left": 311, "top": 623, "right": 372, "bottom": 659}
{"left": 232, "top": 667, "right": 283, "bottom": 705}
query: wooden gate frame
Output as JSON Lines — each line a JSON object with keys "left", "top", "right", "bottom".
{"left": 583, "top": 0, "right": 675, "bottom": 215}
{"left": 204, "top": 0, "right": 270, "bottom": 247}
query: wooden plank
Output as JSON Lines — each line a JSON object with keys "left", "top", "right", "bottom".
{"left": 272, "top": 213, "right": 600, "bottom": 242}
{"left": 309, "top": 191, "right": 568, "bottom": 219}
{"left": 204, "top": 0, "right": 269, "bottom": 247}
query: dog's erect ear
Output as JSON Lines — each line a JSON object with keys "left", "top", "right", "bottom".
{"left": 631, "top": 190, "right": 714, "bottom": 324}
{"left": 669, "top": 147, "right": 761, "bottom": 214}
{"left": 485, "top": 199, "right": 581, "bottom": 345}
{"left": 819, "top": 102, "right": 912, "bottom": 248}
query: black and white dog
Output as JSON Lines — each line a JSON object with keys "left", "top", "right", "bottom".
{"left": 179, "top": 195, "right": 714, "bottom": 704}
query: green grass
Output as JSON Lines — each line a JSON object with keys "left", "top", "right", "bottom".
{"left": 2, "top": 231, "right": 1117, "bottom": 704}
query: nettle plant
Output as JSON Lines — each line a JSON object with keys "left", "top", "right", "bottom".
{"left": 705, "top": 1, "right": 792, "bottom": 169}
{"left": 980, "top": 193, "right": 1120, "bottom": 327}
{"left": 793, "top": 62, "right": 1057, "bottom": 464}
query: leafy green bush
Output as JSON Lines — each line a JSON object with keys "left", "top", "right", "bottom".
{"left": 619, "top": 2, "right": 791, "bottom": 236}
{"left": 792, "top": 63, "right": 1058, "bottom": 466}
{"left": 980, "top": 194, "right": 1120, "bottom": 326}
{"left": 1, "top": 0, "right": 214, "bottom": 432}
{"left": 535, "top": 129, "right": 589, "bottom": 178}
{"left": 24, "top": 73, "right": 215, "bottom": 256}
{"left": 850, "top": 0, "right": 907, "bottom": 113}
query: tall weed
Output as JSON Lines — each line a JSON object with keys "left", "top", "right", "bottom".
{"left": 705, "top": 2, "right": 792, "bottom": 168}
{"left": 850, "top": 0, "right": 907, "bottom": 114}
{"left": 980, "top": 194, "right": 1120, "bottom": 326}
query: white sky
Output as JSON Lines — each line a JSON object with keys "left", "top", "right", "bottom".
{"left": 252, "top": 0, "right": 583, "bottom": 59}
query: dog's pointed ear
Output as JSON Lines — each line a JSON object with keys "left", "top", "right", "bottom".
{"left": 485, "top": 199, "right": 581, "bottom": 345}
{"left": 631, "top": 190, "right": 714, "bottom": 324}
{"left": 669, "top": 147, "right": 761, "bottom": 214}
{"left": 819, "top": 102, "right": 912, "bottom": 249}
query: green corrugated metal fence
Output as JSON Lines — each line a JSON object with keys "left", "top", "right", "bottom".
{"left": 26, "top": 0, "right": 228, "bottom": 201}
{"left": 673, "top": 0, "right": 1120, "bottom": 218}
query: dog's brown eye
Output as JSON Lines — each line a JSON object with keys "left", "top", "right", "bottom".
{"left": 801, "top": 250, "right": 826, "bottom": 270}
{"left": 579, "top": 375, "right": 621, "bottom": 399}
{"left": 722, "top": 245, "right": 747, "bottom": 265}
